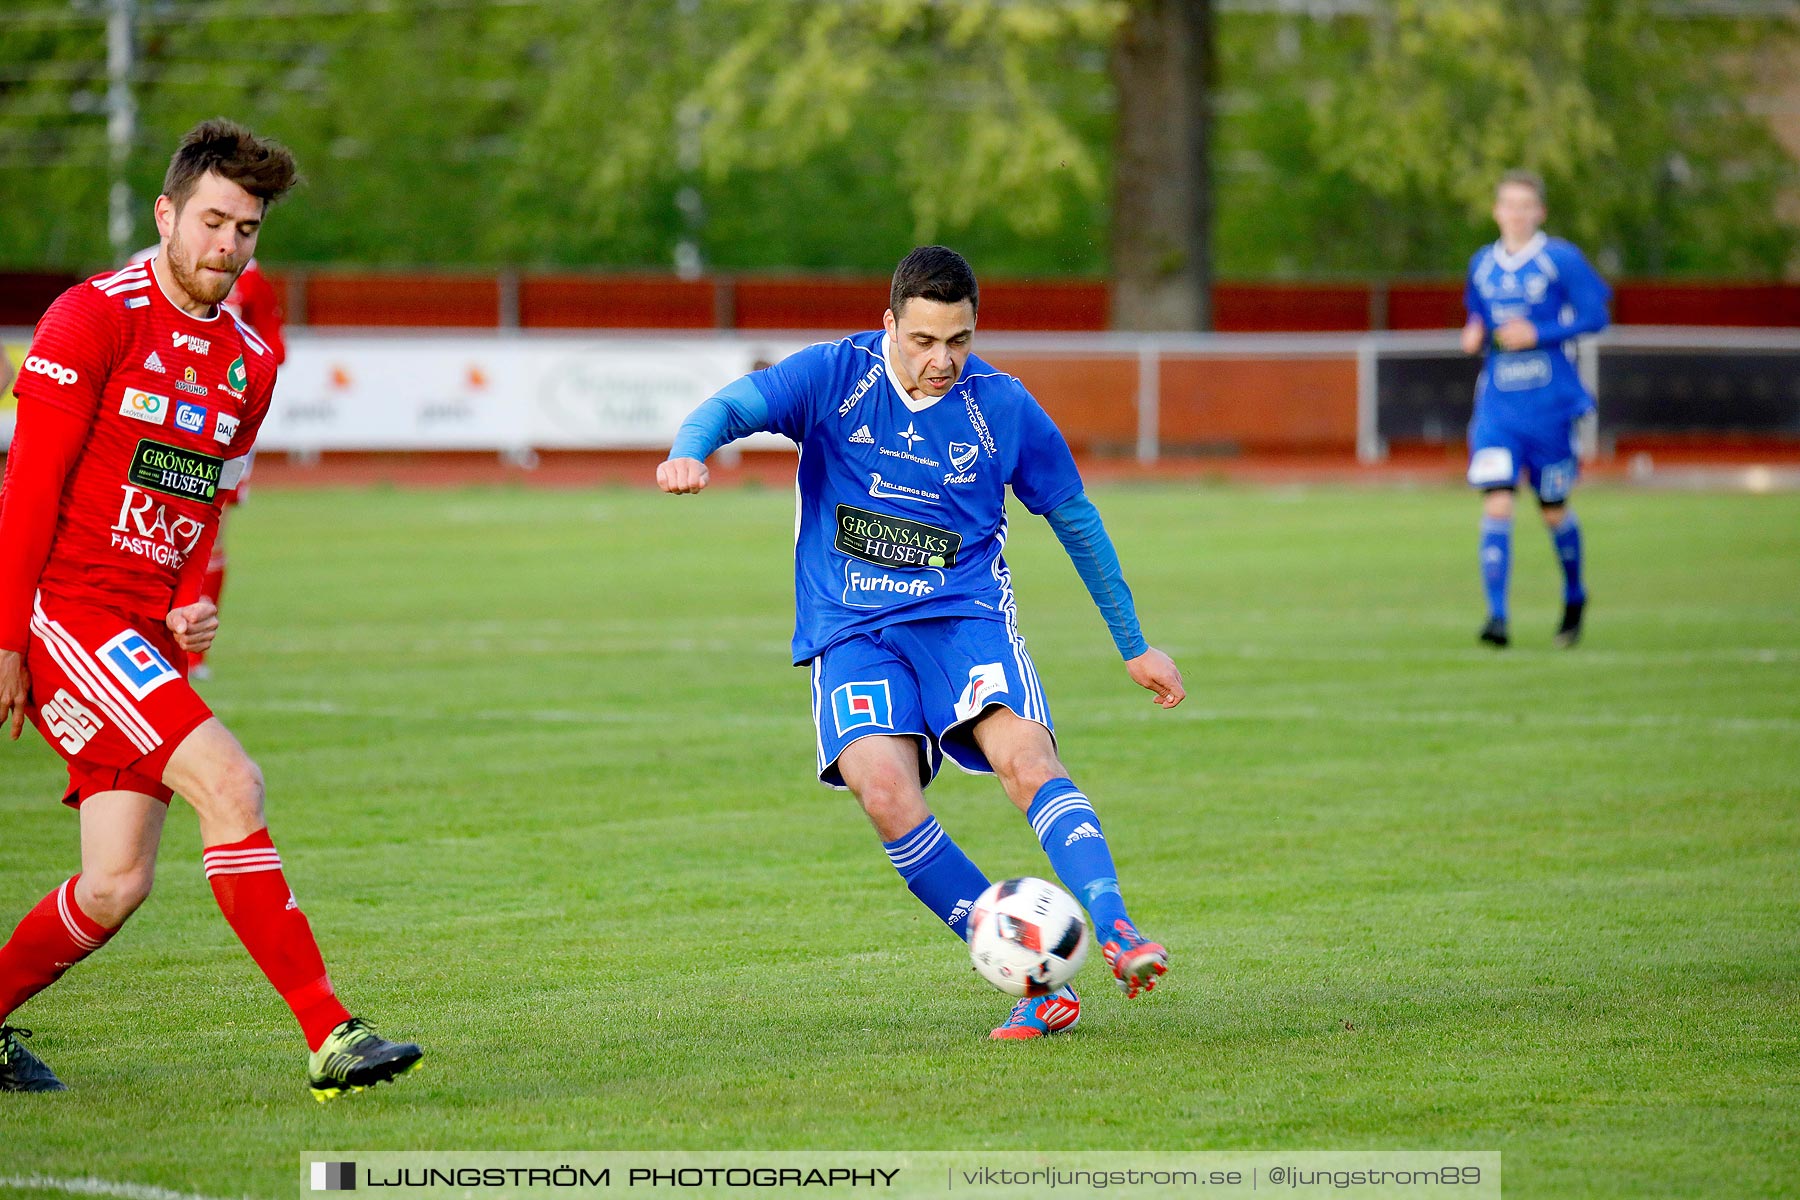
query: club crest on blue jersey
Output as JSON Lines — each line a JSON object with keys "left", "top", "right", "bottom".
{"left": 949, "top": 443, "right": 978, "bottom": 473}
{"left": 97, "top": 630, "right": 180, "bottom": 700}
{"left": 832, "top": 680, "right": 894, "bottom": 737}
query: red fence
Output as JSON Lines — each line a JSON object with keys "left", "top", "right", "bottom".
{"left": 4, "top": 269, "right": 1795, "bottom": 331}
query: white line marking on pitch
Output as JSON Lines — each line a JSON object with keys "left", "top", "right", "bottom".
{"left": 0, "top": 1176, "right": 249, "bottom": 1200}
{"left": 1087, "top": 704, "right": 1800, "bottom": 734}
{"left": 227, "top": 697, "right": 1800, "bottom": 735}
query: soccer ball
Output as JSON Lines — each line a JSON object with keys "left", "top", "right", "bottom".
{"left": 967, "top": 877, "right": 1089, "bottom": 997}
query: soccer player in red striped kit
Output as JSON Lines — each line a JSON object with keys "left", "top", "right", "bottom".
{"left": 126, "top": 242, "right": 286, "bottom": 680}
{"left": 0, "top": 119, "right": 421, "bottom": 1100}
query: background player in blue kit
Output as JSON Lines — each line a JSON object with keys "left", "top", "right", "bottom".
{"left": 1460, "top": 170, "right": 1612, "bottom": 649}
{"left": 657, "top": 246, "right": 1186, "bottom": 1041}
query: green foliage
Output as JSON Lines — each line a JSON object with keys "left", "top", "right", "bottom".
{"left": 0, "top": 1, "right": 1791, "bottom": 277}
{"left": 501, "top": 0, "right": 1118, "bottom": 271}
{"left": 1291, "top": 0, "right": 1798, "bottom": 275}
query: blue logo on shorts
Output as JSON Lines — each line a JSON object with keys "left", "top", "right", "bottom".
{"left": 97, "top": 631, "right": 180, "bottom": 700}
{"left": 831, "top": 680, "right": 893, "bottom": 738}
{"left": 1537, "top": 457, "right": 1578, "bottom": 503}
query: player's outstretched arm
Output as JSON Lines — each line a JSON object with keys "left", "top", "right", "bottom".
{"left": 658, "top": 375, "right": 773, "bottom": 496}
{"left": 1042, "top": 491, "right": 1185, "bottom": 710}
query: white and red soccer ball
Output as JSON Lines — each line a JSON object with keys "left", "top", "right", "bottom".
{"left": 967, "top": 877, "right": 1089, "bottom": 997}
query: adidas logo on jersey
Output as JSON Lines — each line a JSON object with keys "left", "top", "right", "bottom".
{"left": 848, "top": 425, "right": 874, "bottom": 444}
{"left": 1063, "top": 821, "right": 1103, "bottom": 847}
{"left": 142, "top": 351, "right": 166, "bottom": 374}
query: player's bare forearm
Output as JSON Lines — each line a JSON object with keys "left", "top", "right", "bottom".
{"left": 1494, "top": 318, "right": 1538, "bottom": 351}
{"left": 0, "top": 648, "right": 29, "bottom": 740}
{"left": 1125, "top": 646, "right": 1185, "bottom": 709}
{"left": 166, "top": 599, "right": 219, "bottom": 656}
{"left": 657, "top": 457, "right": 710, "bottom": 495}
{"left": 1460, "top": 319, "right": 1487, "bottom": 356}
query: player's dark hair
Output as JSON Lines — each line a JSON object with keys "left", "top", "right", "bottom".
{"left": 1496, "top": 169, "right": 1546, "bottom": 204}
{"left": 890, "top": 245, "right": 979, "bottom": 317}
{"left": 162, "top": 118, "right": 300, "bottom": 213}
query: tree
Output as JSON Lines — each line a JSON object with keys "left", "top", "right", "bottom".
{"left": 502, "top": 1, "right": 1118, "bottom": 275}
{"left": 1299, "top": 0, "right": 1796, "bottom": 276}
{"left": 503, "top": 0, "right": 1227, "bottom": 327}
{"left": 1109, "top": 0, "right": 1215, "bottom": 330}
{"left": 0, "top": 0, "right": 1790, "bottom": 293}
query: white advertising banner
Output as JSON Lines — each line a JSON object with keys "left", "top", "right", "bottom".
{"left": 260, "top": 335, "right": 810, "bottom": 451}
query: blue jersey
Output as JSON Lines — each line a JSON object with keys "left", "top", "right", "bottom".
{"left": 747, "top": 331, "right": 1085, "bottom": 665}
{"left": 1465, "top": 233, "right": 1611, "bottom": 428}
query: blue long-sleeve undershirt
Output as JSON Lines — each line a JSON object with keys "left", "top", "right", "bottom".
{"left": 667, "top": 379, "right": 1147, "bottom": 659}
{"left": 1531, "top": 251, "right": 1610, "bottom": 349}
{"left": 1044, "top": 493, "right": 1148, "bottom": 661}
{"left": 669, "top": 375, "right": 770, "bottom": 462}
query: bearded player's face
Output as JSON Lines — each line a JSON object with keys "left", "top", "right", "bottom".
{"left": 155, "top": 171, "right": 263, "bottom": 309}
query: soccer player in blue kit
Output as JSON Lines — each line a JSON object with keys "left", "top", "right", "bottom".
{"left": 657, "top": 247, "right": 1186, "bottom": 1040}
{"left": 1460, "top": 171, "right": 1611, "bottom": 648}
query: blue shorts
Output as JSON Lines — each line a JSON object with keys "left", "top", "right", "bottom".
{"left": 1467, "top": 412, "right": 1580, "bottom": 503}
{"left": 808, "top": 616, "right": 1054, "bottom": 790}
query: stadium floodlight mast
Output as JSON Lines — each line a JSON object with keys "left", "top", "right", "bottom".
{"left": 105, "top": 0, "right": 137, "bottom": 264}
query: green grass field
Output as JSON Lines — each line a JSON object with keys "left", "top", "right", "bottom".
{"left": 1, "top": 482, "right": 1796, "bottom": 1199}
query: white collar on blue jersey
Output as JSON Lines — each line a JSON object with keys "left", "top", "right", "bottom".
{"left": 1491, "top": 232, "right": 1547, "bottom": 273}
{"left": 883, "top": 334, "right": 947, "bottom": 415}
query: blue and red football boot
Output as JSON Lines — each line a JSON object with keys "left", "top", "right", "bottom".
{"left": 989, "top": 985, "right": 1081, "bottom": 1041}
{"left": 1101, "top": 919, "right": 1168, "bottom": 998}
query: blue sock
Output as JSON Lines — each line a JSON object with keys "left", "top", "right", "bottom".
{"left": 1026, "top": 779, "right": 1131, "bottom": 938}
{"left": 883, "top": 817, "right": 989, "bottom": 941}
{"left": 1480, "top": 515, "right": 1512, "bottom": 621}
{"left": 1551, "top": 514, "right": 1585, "bottom": 604}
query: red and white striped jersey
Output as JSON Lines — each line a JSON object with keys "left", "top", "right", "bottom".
{"left": 0, "top": 260, "right": 278, "bottom": 636}
{"left": 130, "top": 247, "right": 286, "bottom": 365}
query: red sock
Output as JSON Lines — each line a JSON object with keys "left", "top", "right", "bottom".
{"left": 0, "top": 876, "right": 116, "bottom": 1022}
{"left": 204, "top": 830, "right": 351, "bottom": 1051}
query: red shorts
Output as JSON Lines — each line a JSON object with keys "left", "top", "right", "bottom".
{"left": 24, "top": 593, "right": 213, "bottom": 807}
